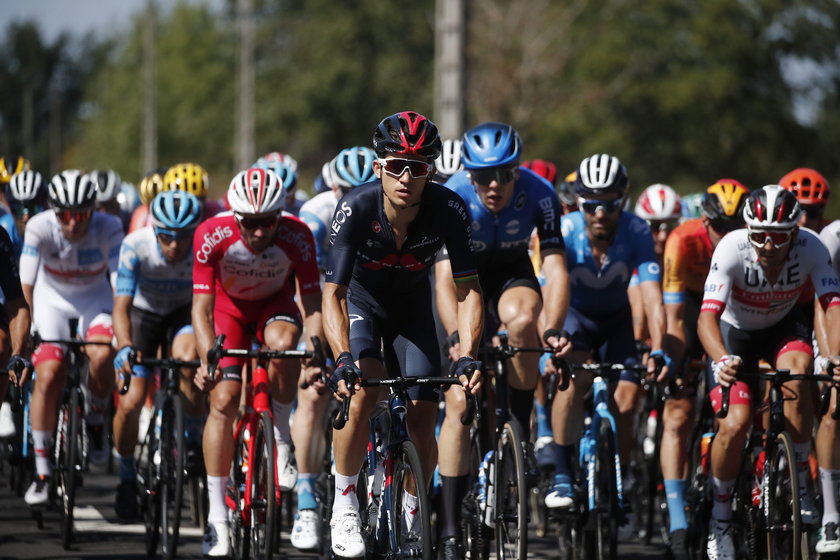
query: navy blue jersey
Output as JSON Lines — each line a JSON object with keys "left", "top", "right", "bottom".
{"left": 0, "top": 225, "right": 23, "bottom": 301}
{"left": 444, "top": 167, "right": 564, "bottom": 270}
{"left": 325, "top": 181, "right": 478, "bottom": 296}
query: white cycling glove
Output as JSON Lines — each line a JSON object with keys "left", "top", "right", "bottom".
{"left": 712, "top": 354, "right": 741, "bottom": 385}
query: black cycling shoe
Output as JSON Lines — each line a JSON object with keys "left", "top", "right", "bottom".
{"left": 114, "top": 480, "right": 139, "bottom": 521}
{"left": 439, "top": 537, "right": 464, "bottom": 560}
{"left": 666, "top": 528, "right": 689, "bottom": 560}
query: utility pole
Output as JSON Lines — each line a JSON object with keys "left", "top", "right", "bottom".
{"left": 235, "top": 0, "right": 255, "bottom": 171}
{"left": 49, "top": 78, "right": 61, "bottom": 174}
{"left": 434, "top": 0, "right": 466, "bottom": 140}
{"left": 142, "top": 0, "right": 157, "bottom": 175}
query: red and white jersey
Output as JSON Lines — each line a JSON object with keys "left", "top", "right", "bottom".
{"left": 192, "top": 212, "right": 320, "bottom": 310}
{"left": 701, "top": 228, "right": 840, "bottom": 330}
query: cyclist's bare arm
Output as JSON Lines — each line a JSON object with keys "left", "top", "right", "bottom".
{"left": 192, "top": 291, "right": 216, "bottom": 388}
{"left": 298, "top": 291, "right": 324, "bottom": 382}
{"left": 540, "top": 250, "right": 570, "bottom": 337}
{"left": 640, "top": 279, "right": 668, "bottom": 378}
{"left": 112, "top": 295, "right": 134, "bottom": 351}
{"left": 454, "top": 276, "right": 483, "bottom": 393}
{"left": 434, "top": 258, "right": 459, "bottom": 360}
{"left": 323, "top": 281, "right": 355, "bottom": 396}
{"left": 628, "top": 283, "right": 646, "bottom": 341}
{"left": 664, "top": 301, "right": 687, "bottom": 369}
{"left": 22, "top": 283, "right": 34, "bottom": 318}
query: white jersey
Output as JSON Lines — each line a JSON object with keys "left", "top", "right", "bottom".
{"left": 820, "top": 220, "right": 840, "bottom": 275}
{"left": 298, "top": 190, "right": 339, "bottom": 271}
{"left": 701, "top": 227, "right": 840, "bottom": 330}
{"left": 115, "top": 227, "right": 193, "bottom": 315}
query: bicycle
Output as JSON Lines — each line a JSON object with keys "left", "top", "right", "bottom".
{"left": 206, "top": 333, "right": 324, "bottom": 560}
{"left": 125, "top": 353, "right": 200, "bottom": 560}
{"left": 1, "top": 368, "right": 31, "bottom": 498}
{"left": 715, "top": 368, "right": 839, "bottom": 559}
{"left": 331, "top": 372, "right": 475, "bottom": 560}
{"left": 35, "top": 318, "right": 113, "bottom": 549}
{"left": 551, "top": 358, "right": 647, "bottom": 560}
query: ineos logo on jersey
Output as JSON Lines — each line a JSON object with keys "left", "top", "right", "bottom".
{"left": 196, "top": 225, "right": 234, "bottom": 264}
{"left": 330, "top": 201, "right": 353, "bottom": 237}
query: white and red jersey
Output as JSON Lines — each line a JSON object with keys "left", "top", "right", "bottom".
{"left": 192, "top": 212, "right": 320, "bottom": 312}
{"left": 701, "top": 227, "right": 840, "bottom": 330}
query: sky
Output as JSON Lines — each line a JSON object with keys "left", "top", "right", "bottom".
{"left": 6, "top": 0, "right": 224, "bottom": 41}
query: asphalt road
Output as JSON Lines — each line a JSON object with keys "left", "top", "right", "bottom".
{"left": 0, "top": 462, "right": 667, "bottom": 559}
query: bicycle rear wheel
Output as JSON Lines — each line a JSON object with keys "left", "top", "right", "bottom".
{"left": 494, "top": 421, "right": 528, "bottom": 560}
{"left": 463, "top": 428, "right": 489, "bottom": 560}
{"left": 58, "top": 389, "right": 82, "bottom": 550}
{"left": 160, "top": 395, "right": 185, "bottom": 560}
{"left": 138, "top": 415, "right": 161, "bottom": 557}
{"left": 250, "top": 410, "right": 277, "bottom": 560}
{"left": 230, "top": 422, "right": 251, "bottom": 560}
{"left": 388, "top": 440, "right": 432, "bottom": 560}
{"left": 584, "top": 418, "right": 618, "bottom": 560}
{"left": 765, "top": 431, "right": 801, "bottom": 559}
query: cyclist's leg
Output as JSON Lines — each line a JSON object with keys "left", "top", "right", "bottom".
{"left": 170, "top": 325, "right": 204, "bottom": 444}
{"left": 816, "top": 387, "right": 840, "bottom": 552}
{"left": 81, "top": 312, "right": 116, "bottom": 465}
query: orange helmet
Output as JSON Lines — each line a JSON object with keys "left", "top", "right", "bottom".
{"left": 778, "top": 168, "right": 829, "bottom": 206}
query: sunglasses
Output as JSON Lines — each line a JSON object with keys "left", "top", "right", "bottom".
{"left": 578, "top": 197, "right": 624, "bottom": 215}
{"left": 11, "top": 203, "right": 44, "bottom": 218}
{"left": 155, "top": 227, "right": 194, "bottom": 244}
{"left": 748, "top": 229, "right": 793, "bottom": 249}
{"left": 647, "top": 220, "right": 677, "bottom": 233}
{"left": 377, "top": 158, "right": 433, "bottom": 179}
{"left": 55, "top": 209, "right": 93, "bottom": 224}
{"left": 235, "top": 213, "right": 279, "bottom": 230}
{"left": 469, "top": 165, "right": 517, "bottom": 186}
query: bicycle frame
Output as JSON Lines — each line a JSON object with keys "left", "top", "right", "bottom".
{"left": 583, "top": 373, "right": 624, "bottom": 513}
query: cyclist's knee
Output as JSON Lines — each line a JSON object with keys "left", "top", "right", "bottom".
{"left": 663, "top": 398, "right": 693, "bottom": 433}
{"left": 32, "top": 361, "right": 64, "bottom": 393}
{"left": 503, "top": 309, "right": 538, "bottom": 339}
{"left": 717, "top": 404, "right": 750, "bottom": 440}
{"left": 117, "top": 378, "right": 147, "bottom": 415}
{"left": 209, "top": 382, "right": 241, "bottom": 418}
{"left": 613, "top": 380, "right": 640, "bottom": 415}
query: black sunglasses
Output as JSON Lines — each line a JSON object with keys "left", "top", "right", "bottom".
{"left": 469, "top": 165, "right": 518, "bottom": 186}
{"left": 236, "top": 213, "right": 279, "bottom": 230}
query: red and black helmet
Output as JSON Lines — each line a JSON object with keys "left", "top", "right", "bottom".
{"left": 373, "top": 111, "right": 442, "bottom": 160}
{"left": 522, "top": 159, "right": 558, "bottom": 186}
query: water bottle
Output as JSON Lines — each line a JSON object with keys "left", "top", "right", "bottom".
{"left": 484, "top": 452, "right": 496, "bottom": 528}
{"left": 477, "top": 450, "right": 493, "bottom": 527}
{"left": 700, "top": 432, "right": 714, "bottom": 476}
{"left": 643, "top": 410, "right": 658, "bottom": 459}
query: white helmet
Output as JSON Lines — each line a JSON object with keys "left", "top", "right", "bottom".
{"left": 90, "top": 169, "right": 121, "bottom": 202}
{"left": 48, "top": 170, "right": 96, "bottom": 209}
{"left": 575, "top": 153, "right": 629, "bottom": 196}
{"left": 634, "top": 184, "right": 682, "bottom": 221}
{"left": 435, "top": 139, "right": 463, "bottom": 177}
{"left": 227, "top": 167, "right": 286, "bottom": 215}
{"left": 7, "top": 170, "right": 45, "bottom": 203}
{"left": 743, "top": 185, "right": 801, "bottom": 230}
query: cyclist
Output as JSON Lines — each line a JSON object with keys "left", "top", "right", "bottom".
{"left": 129, "top": 168, "right": 168, "bottom": 233}
{"left": 0, "top": 156, "right": 30, "bottom": 213}
{"left": 165, "top": 162, "right": 224, "bottom": 219}
{"left": 634, "top": 183, "right": 682, "bottom": 258}
{"left": 698, "top": 185, "right": 840, "bottom": 560}
{"left": 1, "top": 170, "right": 47, "bottom": 258}
{"left": 435, "top": 138, "right": 464, "bottom": 183}
{"left": 545, "top": 154, "right": 670, "bottom": 520}
{"left": 522, "top": 158, "right": 558, "bottom": 187}
{"left": 192, "top": 167, "right": 323, "bottom": 558}
{"left": 680, "top": 192, "right": 705, "bottom": 221}
{"left": 779, "top": 167, "right": 831, "bottom": 233}
{"left": 20, "top": 170, "right": 122, "bottom": 505}
{"left": 324, "top": 111, "right": 483, "bottom": 558}
{"left": 110, "top": 190, "right": 204, "bottom": 520}
{"left": 256, "top": 152, "right": 304, "bottom": 215}
{"left": 90, "top": 169, "right": 123, "bottom": 223}
{"left": 658, "top": 179, "right": 749, "bottom": 557}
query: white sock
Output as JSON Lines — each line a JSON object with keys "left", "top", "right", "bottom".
{"left": 207, "top": 475, "right": 229, "bottom": 524}
{"left": 711, "top": 476, "right": 734, "bottom": 521}
{"left": 402, "top": 490, "right": 420, "bottom": 535}
{"left": 821, "top": 468, "right": 840, "bottom": 525}
{"left": 333, "top": 473, "right": 360, "bottom": 514}
{"left": 793, "top": 442, "right": 811, "bottom": 491}
{"left": 33, "top": 430, "right": 53, "bottom": 476}
{"left": 272, "top": 400, "right": 292, "bottom": 446}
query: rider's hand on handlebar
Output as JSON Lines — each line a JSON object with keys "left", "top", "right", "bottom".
{"left": 328, "top": 351, "right": 361, "bottom": 400}
{"left": 712, "top": 354, "right": 741, "bottom": 388}
{"left": 648, "top": 349, "right": 672, "bottom": 383}
{"left": 543, "top": 329, "right": 572, "bottom": 358}
{"left": 7, "top": 354, "right": 33, "bottom": 387}
{"left": 193, "top": 362, "right": 219, "bottom": 392}
{"left": 816, "top": 355, "right": 840, "bottom": 381}
{"left": 114, "top": 345, "right": 137, "bottom": 382}
{"left": 454, "top": 356, "right": 482, "bottom": 395}
{"left": 301, "top": 357, "right": 327, "bottom": 393}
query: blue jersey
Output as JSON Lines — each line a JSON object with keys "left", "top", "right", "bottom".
{"left": 0, "top": 213, "right": 22, "bottom": 259}
{"left": 299, "top": 190, "right": 339, "bottom": 271}
{"left": 444, "top": 167, "right": 564, "bottom": 269}
{"left": 562, "top": 210, "right": 660, "bottom": 316}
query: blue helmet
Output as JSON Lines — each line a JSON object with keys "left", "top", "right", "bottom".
{"left": 254, "top": 159, "right": 298, "bottom": 197}
{"left": 332, "top": 146, "right": 376, "bottom": 190}
{"left": 461, "top": 122, "right": 522, "bottom": 170}
{"left": 151, "top": 190, "right": 203, "bottom": 230}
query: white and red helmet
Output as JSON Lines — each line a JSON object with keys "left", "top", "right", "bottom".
{"left": 227, "top": 167, "right": 286, "bottom": 215}
{"left": 634, "top": 183, "right": 682, "bottom": 221}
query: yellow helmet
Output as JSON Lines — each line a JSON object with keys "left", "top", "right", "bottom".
{"left": 0, "top": 156, "right": 31, "bottom": 183}
{"left": 139, "top": 168, "right": 169, "bottom": 206}
{"left": 163, "top": 162, "right": 208, "bottom": 199}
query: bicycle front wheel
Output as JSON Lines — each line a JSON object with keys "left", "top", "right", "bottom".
{"left": 765, "top": 431, "right": 801, "bottom": 560}
{"left": 160, "top": 395, "right": 185, "bottom": 560}
{"left": 494, "top": 421, "right": 528, "bottom": 560}
{"left": 58, "top": 388, "right": 83, "bottom": 550}
{"left": 391, "top": 440, "right": 432, "bottom": 560}
{"left": 250, "top": 410, "right": 277, "bottom": 560}
{"left": 587, "top": 418, "right": 618, "bottom": 560}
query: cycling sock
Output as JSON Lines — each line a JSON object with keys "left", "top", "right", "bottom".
{"left": 86, "top": 393, "right": 109, "bottom": 425}
{"left": 793, "top": 442, "right": 811, "bottom": 491}
{"left": 33, "top": 430, "right": 53, "bottom": 476}
{"left": 207, "top": 475, "right": 229, "bottom": 524}
{"left": 711, "top": 476, "right": 734, "bottom": 521}
{"left": 402, "top": 490, "right": 420, "bottom": 534}
{"left": 272, "top": 400, "right": 292, "bottom": 445}
{"left": 509, "top": 387, "right": 534, "bottom": 442}
{"left": 439, "top": 475, "right": 469, "bottom": 539}
{"left": 535, "top": 402, "right": 552, "bottom": 440}
{"left": 664, "top": 478, "right": 688, "bottom": 532}
{"left": 117, "top": 453, "right": 137, "bottom": 482}
{"left": 296, "top": 473, "right": 317, "bottom": 511}
{"left": 553, "top": 443, "right": 574, "bottom": 477}
{"left": 333, "top": 473, "right": 360, "bottom": 513}
{"left": 820, "top": 468, "right": 840, "bottom": 525}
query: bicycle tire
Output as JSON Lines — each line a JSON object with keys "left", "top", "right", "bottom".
{"left": 684, "top": 429, "right": 711, "bottom": 560}
{"left": 391, "top": 440, "right": 433, "bottom": 560}
{"left": 589, "top": 418, "right": 618, "bottom": 560}
{"left": 250, "top": 410, "right": 277, "bottom": 560}
{"left": 139, "top": 416, "right": 161, "bottom": 556}
{"left": 188, "top": 473, "right": 208, "bottom": 531}
{"left": 160, "top": 395, "right": 185, "bottom": 560}
{"left": 462, "top": 428, "right": 489, "bottom": 560}
{"left": 230, "top": 422, "right": 251, "bottom": 560}
{"left": 494, "top": 421, "right": 528, "bottom": 560}
{"left": 59, "top": 388, "right": 82, "bottom": 550}
{"left": 765, "top": 431, "right": 801, "bottom": 559}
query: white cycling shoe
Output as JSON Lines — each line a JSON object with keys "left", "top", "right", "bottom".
{"left": 291, "top": 509, "right": 320, "bottom": 550}
{"left": 202, "top": 520, "right": 231, "bottom": 558}
{"left": 276, "top": 442, "right": 298, "bottom": 491}
{"left": 706, "top": 519, "right": 736, "bottom": 560}
{"left": 330, "top": 507, "right": 366, "bottom": 558}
